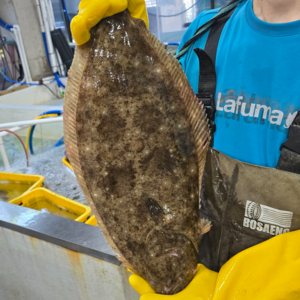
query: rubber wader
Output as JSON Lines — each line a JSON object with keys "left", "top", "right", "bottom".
{"left": 198, "top": 148, "right": 300, "bottom": 271}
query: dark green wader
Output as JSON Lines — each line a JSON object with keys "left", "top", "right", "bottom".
{"left": 198, "top": 148, "right": 300, "bottom": 271}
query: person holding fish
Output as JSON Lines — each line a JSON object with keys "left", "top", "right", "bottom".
{"left": 70, "top": 0, "right": 300, "bottom": 298}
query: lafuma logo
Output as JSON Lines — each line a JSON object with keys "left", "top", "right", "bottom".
{"left": 243, "top": 201, "right": 293, "bottom": 236}
{"left": 215, "top": 91, "right": 300, "bottom": 133}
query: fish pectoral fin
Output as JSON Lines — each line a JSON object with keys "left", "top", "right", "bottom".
{"left": 145, "top": 197, "right": 166, "bottom": 226}
{"left": 198, "top": 218, "right": 211, "bottom": 235}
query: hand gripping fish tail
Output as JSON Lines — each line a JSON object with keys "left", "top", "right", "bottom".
{"left": 64, "top": 10, "right": 210, "bottom": 295}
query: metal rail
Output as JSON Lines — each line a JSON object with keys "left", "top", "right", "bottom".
{"left": 0, "top": 116, "right": 63, "bottom": 170}
{"left": 0, "top": 116, "right": 63, "bottom": 129}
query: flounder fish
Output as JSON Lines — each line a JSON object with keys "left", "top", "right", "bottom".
{"left": 64, "top": 10, "right": 210, "bottom": 295}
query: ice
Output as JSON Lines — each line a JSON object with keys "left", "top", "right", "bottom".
{"left": 6, "top": 145, "right": 89, "bottom": 207}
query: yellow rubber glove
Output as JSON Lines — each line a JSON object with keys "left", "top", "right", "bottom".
{"left": 214, "top": 229, "right": 300, "bottom": 300}
{"left": 129, "top": 230, "right": 300, "bottom": 300}
{"left": 71, "top": 0, "right": 149, "bottom": 45}
{"left": 129, "top": 264, "right": 218, "bottom": 300}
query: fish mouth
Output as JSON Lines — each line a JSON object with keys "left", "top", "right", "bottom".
{"left": 163, "top": 276, "right": 184, "bottom": 294}
{"left": 148, "top": 249, "right": 198, "bottom": 295}
{"left": 162, "top": 266, "right": 197, "bottom": 295}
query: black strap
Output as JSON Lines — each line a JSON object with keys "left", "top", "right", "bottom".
{"left": 194, "top": 49, "right": 216, "bottom": 147}
{"left": 277, "top": 111, "right": 300, "bottom": 174}
{"left": 204, "top": 7, "right": 236, "bottom": 64}
{"left": 195, "top": 7, "right": 236, "bottom": 147}
{"left": 177, "top": 0, "right": 241, "bottom": 59}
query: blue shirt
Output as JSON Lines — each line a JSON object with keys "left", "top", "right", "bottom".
{"left": 178, "top": 0, "right": 300, "bottom": 167}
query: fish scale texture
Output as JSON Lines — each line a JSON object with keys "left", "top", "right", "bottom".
{"left": 64, "top": 10, "right": 209, "bottom": 295}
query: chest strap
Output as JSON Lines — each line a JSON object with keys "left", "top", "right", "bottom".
{"left": 194, "top": 7, "right": 236, "bottom": 147}
{"left": 277, "top": 111, "right": 300, "bottom": 174}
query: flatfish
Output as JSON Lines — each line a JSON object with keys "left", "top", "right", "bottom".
{"left": 64, "top": 10, "right": 210, "bottom": 294}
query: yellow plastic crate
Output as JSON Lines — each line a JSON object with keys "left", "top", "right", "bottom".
{"left": 62, "top": 157, "right": 73, "bottom": 171}
{"left": 21, "top": 188, "right": 91, "bottom": 222}
{"left": 85, "top": 215, "right": 98, "bottom": 226}
{"left": 0, "top": 172, "right": 44, "bottom": 204}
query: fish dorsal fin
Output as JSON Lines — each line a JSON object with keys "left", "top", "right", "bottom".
{"left": 133, "top": 21, "right": 210, "bottom": 194}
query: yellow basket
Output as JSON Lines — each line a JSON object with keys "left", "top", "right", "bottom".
{"left": 0, "top": 172, "right": 44, "bottom": 204}
{"left": 20, "top": 188, "right": 91, "bottom": 222}
{"left": 62, "top": 157, "right": 73, "bottom": 171}
{"left": 85, "top": 215, "right": 98, "bottom": 226}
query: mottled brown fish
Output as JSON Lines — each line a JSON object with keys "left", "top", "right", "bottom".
{"left": 64, "top": 10, "right": 210, "bottom": 295}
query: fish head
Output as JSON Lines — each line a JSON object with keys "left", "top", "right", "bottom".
{"left": 142, "top": 196, "right": 200, "bottom": 294}
{"left": 144, "top": 229, "right": 198, "bottom": 295}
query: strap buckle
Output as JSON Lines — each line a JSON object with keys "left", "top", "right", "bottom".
{"left": 196, "top": 93, "right": 214, "bottom": 106}
{"left": 209, "top": 121, "right": 216, "bottom": 133}
{"left": 197, "top": 93, "right": 216, "bottom": 133}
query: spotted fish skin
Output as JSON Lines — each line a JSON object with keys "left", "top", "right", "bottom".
{"left": 64, "top": 10, "right": 209, "bottom": 295}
